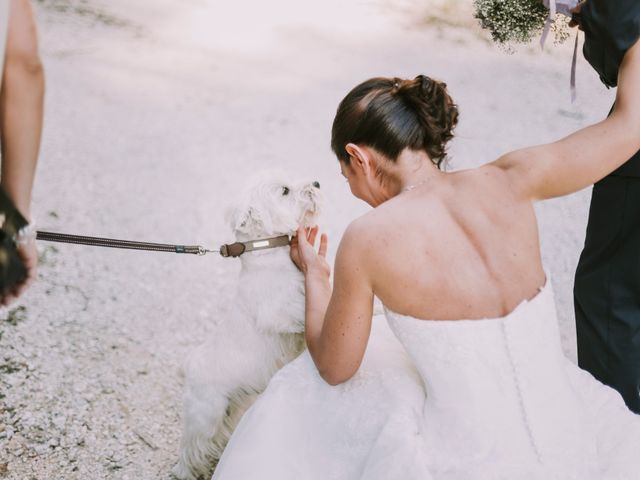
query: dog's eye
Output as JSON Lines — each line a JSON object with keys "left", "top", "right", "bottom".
{"left": 282, "top": 186, "right": 290, "bottom": 196}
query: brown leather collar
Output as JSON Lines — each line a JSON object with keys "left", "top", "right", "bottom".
{"left": 219, "top": 234, "right": 291, "bottom": 258}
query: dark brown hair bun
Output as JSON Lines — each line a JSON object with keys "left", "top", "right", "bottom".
{"left": 331, "top": 75, "right": 459, "bottom": 169}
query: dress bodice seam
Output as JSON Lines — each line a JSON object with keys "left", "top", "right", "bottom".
{"left": 383, "top": 269, "right": 551, "bottom": 324}
{"left": 500, "top": 319, "right": 544, "bottom": 464}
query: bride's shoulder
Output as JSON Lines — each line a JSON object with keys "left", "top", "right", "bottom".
{"left": 347, "top": 202, "right": 399, "bottom": 231}
{"left": 340, "top": 191, "right": 430, "bottom": 247}
{"left": 451, "top": 164, "right": 524, "bottom": 204}
{"left": 457, "top": 163, "right": 511, "bottom": 186}
{"left": 342, "top": 212, "right": 380, "bottom": 241}
{"left": 338, "top": 212, "right": 389, "bottom": 255}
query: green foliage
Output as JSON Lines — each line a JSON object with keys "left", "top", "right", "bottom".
{"left": 474, "top": 0, "right": 571, "bottom": 49}
{"left": 3, "top": 305, "right": 27, "bottom": 326}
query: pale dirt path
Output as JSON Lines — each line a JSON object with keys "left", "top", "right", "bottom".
{"left": 0, "top": 1, "right": 614, "bottom": 478}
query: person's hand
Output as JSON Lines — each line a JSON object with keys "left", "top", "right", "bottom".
{"left": 290, "top": 225, "right": 330, "bottom": 278}
{"left": 569, "top": 2, "right": 584, "bottom": 30}
{"left": 1, "top": 240, "right": 37, "bottom": 306}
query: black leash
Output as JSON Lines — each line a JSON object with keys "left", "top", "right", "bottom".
{"left": 36, "top": 230, "right": 211, "bottom": 255}
{"left": 35, "top": 230, "right": 292, "bottom": 258}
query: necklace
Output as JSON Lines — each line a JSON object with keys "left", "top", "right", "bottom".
{"left": 402, "top": 178, "right": 431, "bottom": 192}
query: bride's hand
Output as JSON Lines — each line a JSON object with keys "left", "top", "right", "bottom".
{"left": 290, "top": 225, "right": 330, "bottom": 277}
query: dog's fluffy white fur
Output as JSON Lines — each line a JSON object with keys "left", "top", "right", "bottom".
{"left": 173, "top": 170, "right": 323, "bottom": 480}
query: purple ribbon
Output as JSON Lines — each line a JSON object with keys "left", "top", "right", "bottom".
{"left": 540, "top": 0, "right": 580, "bottom": 102}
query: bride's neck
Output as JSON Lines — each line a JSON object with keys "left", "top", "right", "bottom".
{"left": 382, "top": 150, "right": 444, "bottom": 197}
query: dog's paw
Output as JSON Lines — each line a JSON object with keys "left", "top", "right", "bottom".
{"left": 171, "top": 461, "right": 198, "bottom": 480}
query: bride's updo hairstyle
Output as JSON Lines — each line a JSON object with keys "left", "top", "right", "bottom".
{"left": 331, "top": 75, "right": 458, "bottom": 169}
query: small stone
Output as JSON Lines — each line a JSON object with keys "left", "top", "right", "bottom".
{"left": 5, "top": 431, "right": 19, "bottom": 448}
{"left": 51, "top": 415, "right": 66, "bottom": 429}
{"left": 34, "top": 444, "right": 49, "bottom": 455}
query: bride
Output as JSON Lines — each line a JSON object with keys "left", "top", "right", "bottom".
{"left": 211, "top": 39, "right": 640, "bottom": 479}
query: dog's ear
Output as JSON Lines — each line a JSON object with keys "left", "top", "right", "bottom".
{"left": 225, "top": 203, "right": 249, "bottom": 233}
{"left": 225, "top": 203, "right": 272, "bottom": 237}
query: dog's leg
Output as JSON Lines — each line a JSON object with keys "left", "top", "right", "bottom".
{"left": 173, "top": 385, "right": 230, "bottom": 480}
{"left": 210, "top": 388, "right": 261, "bottom": 466}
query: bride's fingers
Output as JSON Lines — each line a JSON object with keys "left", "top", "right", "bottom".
{"left": 298, "top": 225, "right": 311, "bottom": 244}
{"left": 296, "top": 226, "right": 312, "bottom": 253}
{"left": 318, "top": 233, "right": 328, "bottom": 258}
{"left": 296, "top": 225, "right": 328, "bottom": 263}
{"left": 308, "top": 226, "right": 319, "bottom": 246}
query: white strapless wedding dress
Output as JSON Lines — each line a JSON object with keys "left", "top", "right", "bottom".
{"left": 211, "top": 270, "right": 640, "bottom": 480}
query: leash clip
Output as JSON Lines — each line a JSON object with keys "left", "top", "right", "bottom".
{"left": 197, "top": 246, "right": 219, "bottom": 256}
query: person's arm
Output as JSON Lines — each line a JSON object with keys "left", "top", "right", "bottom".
{"left": 291, "top": 223, "right": 374, "bottom": 386}
{"left": 0, "top": 0, "right": 44, "bottom": 304}
{"left": 0, "top": 0, "right": 44, "bottom": 220}
{"left": 489, "top": 37, "right": 640, "bottom": 201}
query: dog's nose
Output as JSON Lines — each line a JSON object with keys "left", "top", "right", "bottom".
{"left": 312, "top": 181, "right": 320, "bottom": 189}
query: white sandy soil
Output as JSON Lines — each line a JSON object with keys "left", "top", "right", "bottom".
{"left": 0, "top": 0, "right": 615, "bottom": 478}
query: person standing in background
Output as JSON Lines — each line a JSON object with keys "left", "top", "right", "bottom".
{"left": 572, "top": 0, "right": 640, "bottom": 413}
{"left": 0, "top": 0, "right": 44, "bottom": 305}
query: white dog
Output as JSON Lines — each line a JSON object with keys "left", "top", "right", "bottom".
{"left": 173, "top": 170, "right": 323, "bottom": 480}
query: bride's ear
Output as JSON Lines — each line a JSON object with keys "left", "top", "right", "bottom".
{"left": 345, "top": 143, "right": 371, "bottom": 176}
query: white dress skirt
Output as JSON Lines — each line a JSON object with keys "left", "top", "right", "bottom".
{"left": 212, "top": 269, "right": 640, "bottom": 479}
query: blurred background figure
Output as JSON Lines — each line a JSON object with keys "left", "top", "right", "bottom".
{"left": 572, "top": 0, "right": 640, "bottom": 414}
{"left": 0, "top": 0, "right": 44, "bottom": 304}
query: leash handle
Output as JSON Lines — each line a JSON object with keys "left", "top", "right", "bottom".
{"left": 36, "top": 230, "right": 208, "bottom": 255}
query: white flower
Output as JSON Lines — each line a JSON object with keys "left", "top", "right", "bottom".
{"left": 474, "top": 0, "right": 572, "bottom": 51}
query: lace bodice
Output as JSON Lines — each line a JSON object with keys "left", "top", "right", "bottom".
{"left": 382, "top": 271, "right": 598, "bottom": 478}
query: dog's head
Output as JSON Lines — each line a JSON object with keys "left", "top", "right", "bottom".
{"left": 225, "top": 169, "right": 323, "bottom": 240}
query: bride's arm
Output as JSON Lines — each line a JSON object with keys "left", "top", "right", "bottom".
{"left": 295, "top": 222, "right": 375, "bottom": 386}
{"left": 490, "top": 37, "right": 640, "bottom": 201}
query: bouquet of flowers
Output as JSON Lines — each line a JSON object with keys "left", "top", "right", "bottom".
{"left": 474, "top": 0, "right": 579, "bottom": 50}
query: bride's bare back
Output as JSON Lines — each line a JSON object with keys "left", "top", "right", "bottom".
{"left": 344, "top": 40, "right": 640, "bottom": 322}
{"left": 362, "top": 166, "right": 545, "bottom": 321}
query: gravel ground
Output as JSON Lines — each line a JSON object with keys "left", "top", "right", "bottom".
{"left": 0, "top": 1, "right": 615, "bottom": 478}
